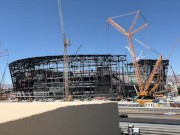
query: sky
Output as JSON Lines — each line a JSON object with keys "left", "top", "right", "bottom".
{"left": 0, "top": 0, "right": 180, "bottom": 84}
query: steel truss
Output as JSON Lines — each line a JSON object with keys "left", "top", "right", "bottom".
{"left": 9, "top": 55, "right": 126, "bottom": 97}
{"left": 124, "top": 59, "right": 169, "bottom": 97}
{"left": 9, "top": 55, "right": 169, "bottom": 98}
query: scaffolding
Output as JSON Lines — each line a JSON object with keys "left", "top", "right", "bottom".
{"left": 9, "top": 55, "right": 169, "bottom": 99}
{"left": 124, "top": 59, "right": 169, "bottom": 97}
{"left": 9, "top": 54, "right": 126, "bottom": 98}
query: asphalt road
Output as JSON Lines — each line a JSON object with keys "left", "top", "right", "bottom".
{"left": 119, "top": 117, "right": 180, "bottom": 125}
{"left": 120, "top": 122, "right": 180, "bottom": 135}
{"left": 118, "top": 107, "right": 180, "bottom": 125}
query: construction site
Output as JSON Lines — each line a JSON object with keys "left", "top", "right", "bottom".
{"left": 7, "top": 9, "right": 177, "bottom": 104}
{"left": 0, "top": 1, "right": 180, "bottom": 135}
{"left": 9, "top": 54, "right": 170, "bottom": 100}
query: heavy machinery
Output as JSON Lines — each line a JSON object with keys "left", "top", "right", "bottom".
{"left": 107, "top": 11, "right": 162, "bottom": 102}
{"left": 58, "top": 0, "right": 70, "bottom": 100}
{"left": 120, "top": 123, "right": 140, "bottom": 135}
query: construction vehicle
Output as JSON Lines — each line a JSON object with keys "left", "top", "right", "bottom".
{"left": 121, "top": 123, "right": 140, "bottom": 135}
{"left": 107, "top": 11, "right": 162, "bottom": 104}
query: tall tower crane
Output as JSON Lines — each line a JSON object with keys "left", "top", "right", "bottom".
{"left": 107, "top": 11, "right": 162, "bottom": 98}
{"left": 58, "top": 0, "right": 70, "bottom": 100}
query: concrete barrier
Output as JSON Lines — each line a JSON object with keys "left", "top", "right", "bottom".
{"left": 0, "top": 102, "right": 119, "bottom": 135}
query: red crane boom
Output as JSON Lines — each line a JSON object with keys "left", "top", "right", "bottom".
{"left": 107, "top": 11, "right": 162, "bottom": 97}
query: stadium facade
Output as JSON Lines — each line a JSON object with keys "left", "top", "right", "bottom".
{"left": 9, "top": 54, "right": 169, "bottom": 98}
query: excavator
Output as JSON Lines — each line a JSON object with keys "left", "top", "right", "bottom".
{"left": 107, "top": 11, "right": 162, "bottom": 105}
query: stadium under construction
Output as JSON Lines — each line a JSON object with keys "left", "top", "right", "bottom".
{"left": 9, "top": 54, "right": 169, "bottom": 99}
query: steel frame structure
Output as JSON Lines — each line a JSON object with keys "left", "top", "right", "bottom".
{"left": 9, "top": 54, "right": 126, "bottom": 97}
{"left": 9, "top": 55, "right": 169, "bottom": 98}
{"left": 126, "top": 59, "right": 169, "bottom": 83}
{"left": 124, "top": 59, "right": 169, "bottom": 96}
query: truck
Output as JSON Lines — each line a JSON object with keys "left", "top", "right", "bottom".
{"left": 121, "top": 123, "right": 140, "bottom": 135}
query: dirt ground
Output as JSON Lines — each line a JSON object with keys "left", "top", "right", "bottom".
{"left": 0, "top": 101, "right": 120, "bottom": 135}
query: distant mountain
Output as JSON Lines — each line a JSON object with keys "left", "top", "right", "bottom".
{"left": 2, "top": 84, "right": 13, "bottom": 89}
{"left": 167, "top": 75, "right": 180, "bottom": 83}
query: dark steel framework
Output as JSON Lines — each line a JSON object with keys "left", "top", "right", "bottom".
{"left": 9, "top": 55, "right": 126, "bottom": 97}
{"left": 128, "top": 59, "right": 169, "bottom": 82}
{"left": 124, "top": 59, "right": 169, "bottom": 97}
{"left": 9, "top": 55, "right": 169, "bottom": 98}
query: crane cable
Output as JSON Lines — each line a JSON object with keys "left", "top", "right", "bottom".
{"left": 167, "top": 38, "right": 180, "bottom": 60}
{"left": 109, "top": 10, "right": 148, "bottom": 23}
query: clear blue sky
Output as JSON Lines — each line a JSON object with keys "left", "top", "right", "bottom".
{"left": 0, "top": 0, "right": 180, "bottom": 84}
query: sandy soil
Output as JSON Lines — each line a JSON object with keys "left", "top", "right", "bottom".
{"left": 0, "top": 101, "right": 110, "bottom": 124}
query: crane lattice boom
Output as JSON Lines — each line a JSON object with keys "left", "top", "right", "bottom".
{"left": 107, "top": 11, "right": 147, "bottom": 92}
{"left": 107, "top": 11, "right": 162, "bottom": 97}
{"left": 58, "top": 0, "right": 70, "bottom": 100}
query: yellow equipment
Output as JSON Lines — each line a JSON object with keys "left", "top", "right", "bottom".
{"left": 107, "top": 11, "right": 162, "bottom": 103}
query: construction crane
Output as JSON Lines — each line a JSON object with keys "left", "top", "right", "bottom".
{"left": 0, "top": 63, "right": 8, "bottom": 99}
{"left": 167, "top": 38, "right": 180, "bottom": 60}
{"left": 170, "top": 65, "right": 180, "bottom": 86}
{"left": 107, "top": 10, "right": 162, "bottom": 98}
{"left": 169, "top": 65, "right": 180, "bottom": 93}
{"left": 0, "top": 48, "right": 8, "bottom": 100}
{"left": 0, "top": 49, "right": 8, "bottom": 58}
{"left": 58, "top": 0, "right": 70, "bottom": 100}
{"left": 125, "top": 46, "right": 146, "bottom": 61}
{"left": 74, "top": 44, "right": 82, "bottom": 55}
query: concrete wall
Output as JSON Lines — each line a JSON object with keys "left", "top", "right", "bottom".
{"left": 0, "top": 102, "right": 119, "bottom": 135}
